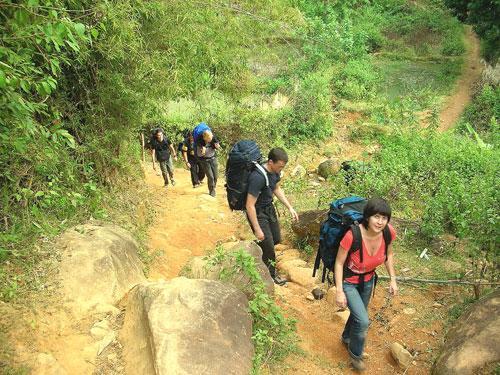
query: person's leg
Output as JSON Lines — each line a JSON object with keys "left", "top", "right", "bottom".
{"left": 255, "top": 209, "right": 278, "bottom": 278}
{"left": 159, "top": 161, "right": 169, "bottom": 185}
{"left": 167, "top": 155, "right": 175, "bottom": 185}
{"left": 210, "top": 157, "right": 218, "bottom": 188}
{"left": 269, "top": 205, "right": 281, "bottom": 245}
{"left": 342, "top": 279, "right": 374, "bottom": 359}
{"left": 201, "top": 159, "right": 216, "bottom": 196}
{"left": 188, "top": 158, "right": 199, "bottom": 187}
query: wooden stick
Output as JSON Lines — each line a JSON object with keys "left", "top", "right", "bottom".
{"left": 140, "top": 133, "right": 145, "bottom": 163}
{"left": 378, "top": 275, "right": 500, "bottom": 286}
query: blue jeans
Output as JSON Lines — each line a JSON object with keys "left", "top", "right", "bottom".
{"left": 342, "top": 277, "right": 374, "bottom": 359}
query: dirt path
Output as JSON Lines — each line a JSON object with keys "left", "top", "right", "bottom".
{"left": 439, "top": 26, "right": 482, "bottom": 131}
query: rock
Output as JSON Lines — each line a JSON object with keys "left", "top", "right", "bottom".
{"left": 309, "top": 181, "right": 321, "bottom": 187}
{"left": 391, "top": 342, "right": 413, "bottom": 368}
{"left": 433, "top": 303, "right": 443, "bottom": 308}
{"left": 326, "top": 286, "right": 337, "bottom": 305}
{"left": 432, "top": 290, "right": 500, "bottom": 375}
{"left": 317, "top": 176, "right": 326, "bottom": 182}
{"left": 333, "top": 310, "right": 350, "bottom": 325}
{"left": 312, "top": 288, "right": 325, "bottom": 300}
{"left": 121, "top": 278, "right": 253, "bottom": 375}
{"left": 306, "top": 294, "right": 315, "bottom": 301}
{"left": 90, "top": 320, "right": 111, "bottom": 340}
{"left": 276, "top": 259, "right": 307, "bottom": 278}
{"left": 288, "top": 267, "right": 316, "bottom": 288}
{"left": 291, "top": 209, "right": 327, "bottom": 241}
{"left": 32, "top": 353, "right": 67, "bottom": 375}
{"left": 57, "top": 223, "right": 146, "bottom": 314}
{"left": 291, "top": 165, "right": 307, "bottom": 178}
{"left": 403, "top": 307, "right": 416, "bottom": 315}
{"left": 276, "top": 249, "right": 302, "bottom": 263}
{"left": 318, "top": 159, "right": 340, "bottom": 179}
{"left": 82, "top": 344, "right": 98, "bottom": 361}
{"left": 97, "top": 331, "right": 116, "bottom": 355}
{"left": 274, "top": 243, "right": 290, "bottom": 252}
{"left": 183, "top": 241, "right": 274, "bottom": 298}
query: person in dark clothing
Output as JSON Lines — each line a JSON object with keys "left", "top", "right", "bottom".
{"left": 182, "top": 131, "right": 205, "bottom": 188}
{"left": 151, "top": 129, "right": 177, "bottom": 187}
{"left": 246, "top": 147, "right": 299, "bottom": 285}
{"left": 196, "top": 129, "right": 220, "bottom": 197}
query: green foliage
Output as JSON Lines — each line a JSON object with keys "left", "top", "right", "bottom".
{"left": 445, "top": 0, "right": 500, "bottom": 61}
{"left": 205, "top": 246, "right": 298, "bottom": 373}
{"left": 334, "top": 59, "right": 379, "bottom": 100}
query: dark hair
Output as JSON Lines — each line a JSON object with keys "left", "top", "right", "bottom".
{"left": 362, "top": 197, "right": 392, "bottom": 227}
{"left": 268, "top": 147, "right": 288, "bottom": 163}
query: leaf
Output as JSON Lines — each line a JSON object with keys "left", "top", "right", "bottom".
{"left": 27, "top": 0, "right": 39, "bottom": 7}
{"left": 74, "top": 23, "right": 86, "bottom": 37}
{"left": 91, "top": 28, "right": 99, "bottom": 39}
{"left": 0, "top": 70, "right": 6, "bottom": 89}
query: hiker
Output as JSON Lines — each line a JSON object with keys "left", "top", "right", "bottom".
{"left": 246, "top": 147, "right": 299, "bottom": 286}
{"left": 181, "top": 130, "right": 205, "bottom": 188}
{"left": 195, "top": 124, "right": 220, "bottom": 197}
{"left": 151, "top": 128, "right": 177, "bottom": 187}
{"left": 334, "top": 197, "right": 398, "bottom": 372}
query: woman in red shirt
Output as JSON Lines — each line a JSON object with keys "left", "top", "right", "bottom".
{"left": 334, "top": 198, "right": 398, "bottom": 372}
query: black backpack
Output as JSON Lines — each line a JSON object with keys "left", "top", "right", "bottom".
{"left": 312, "top": 196, "right": 392, "bottom": 284}
{"left": 225, "top": 140, "right": 268, "bottom": 211}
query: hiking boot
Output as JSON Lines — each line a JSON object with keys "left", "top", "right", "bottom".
{"left": 273, "top": 275, "right": 287, "bottom": 286}
{"left": 350, "top": 357, "right": 366, "bottom": 372}
{"left": 342, "top": 338, "right": 370, "bottom": 359}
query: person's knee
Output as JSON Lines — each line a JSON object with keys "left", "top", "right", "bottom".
{"left": 356, "top": 315, "right": 370, "bottom": 332}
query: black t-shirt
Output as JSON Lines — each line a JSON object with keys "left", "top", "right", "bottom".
{"left": 152, "top": 137, "right": 172, "bottom": 161}
{"left": 182, "top": 139, "right": 197, "bottom": 160}
{"left": 247, "top": 166, "right": 280, "bottom": 209}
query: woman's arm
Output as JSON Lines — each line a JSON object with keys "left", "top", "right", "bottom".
{"left": 384, "top": 245, "right": 398, "bottom": 296}
{"left": 334, "top": 247, "right": 349, "bottom": 308}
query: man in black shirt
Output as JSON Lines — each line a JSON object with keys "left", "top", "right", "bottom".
{"left": 182, "top": 131, "right": 205, "bottom": 188}
{"left": 246, "top": 148, "right": 299, "bottom": 285}
{"left": 196, "top": 129, "right": 220, "bottom": 197}
{"left": 151, "top": 129, "right": 177, "bottom": 187}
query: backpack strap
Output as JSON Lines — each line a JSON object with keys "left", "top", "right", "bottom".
{"left": 349, "top": 224, "right": 363, "bottom": 263}
{"left": 253, "top": 162, "right": 269, "bottom": 187}
{"left": 382, "top": 225, "right": 392, "bottom": 261}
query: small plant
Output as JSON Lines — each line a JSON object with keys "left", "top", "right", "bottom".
{"left": 205, "top": 245, "right": 298, "bottom": 373}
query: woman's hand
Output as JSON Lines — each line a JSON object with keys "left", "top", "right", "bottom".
{"left": 389, "top": 278, "right": 398, "bottom": 296}
{"left": 336, "top": 290, "right": 347, "bottom": 309}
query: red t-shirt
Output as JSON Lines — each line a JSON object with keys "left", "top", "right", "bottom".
{"left": 339, "top": 224, "right": 396, "bottom": 283}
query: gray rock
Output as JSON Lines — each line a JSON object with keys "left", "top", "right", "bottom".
{"left": 291, "top": 209, "right": 328, "bottom": 241}
{"left": 312, "top": 288, "right": 325, "bottom": 300}
{"left": 121, "top": 278, "right": 254, "bottom": 375}
{"left": 432, "top": 290, "right": 500, "bottom": 375}
{"left": 291, "top": 165, "right": 307, "bottom": 178}
{"left": 391, "top": 342, "right": 413, "bottom": 368}
{"left": 57, "top": 223, "right": 146, "bottom": 314}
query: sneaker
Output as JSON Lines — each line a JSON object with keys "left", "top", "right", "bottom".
{"left": 350, "top": 357, "right": 366, "bottom": 372}
{"left": 342, "top": 338, "right": 369, "bottom": 359}
{"left": 171, "top": 179, "right": 176, "bottom": 186}
{"left": 272, "top": 275, "right": 287, "bottom": 286}
{"left": 209, "top": 190, "right": 216, "bottom": 197}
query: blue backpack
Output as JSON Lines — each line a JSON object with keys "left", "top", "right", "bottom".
{"left": 193, "top": 122, "right": 211, "bottom": 144}
{"left": 312, "top": 196, "right": 392, "bottom": 284}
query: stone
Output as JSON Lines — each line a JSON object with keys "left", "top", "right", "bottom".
{"left": 121, "top": 278, "right": 253, "bottom": 375}
{"left": 309, "top": 181, "right": 321, "bottom": 187}
{"left": 274, "top": 244, "right": 291, "bottom": 252}
{"left": 390, "top": 342, "right": 413, "bottom": 368}
{"left": 306, "top": 294, "right": 315, "bottom": 301}
{"left": 183, "top": 241, "right": 274, "bottom": 298}
{"left": 288, "top": 267, "right": 316, "bottom": 288}
{"left": 90, "top": 320, "right": 111, "bottom": 340}
{"left": 326, "top": 286, "right": 337, "bottom": 305}
{"left": 334, "top": 310, "right": 350, "bottom": 325}
{"left": 312, "top": 288, "right": 325, "bottom": 300}
{"left": 276, "top": 249, "right": 302, "bottom": 263}
{"left": 291, "top": 165, "right": 307, "bottom": 178}
{"left": 317, "top": 176, "right": 326, "bottom": 182}
{"left": 276, "top": 259, "right": 307, "bottom": 278}
{"left": 32, "top": 353, "right": 67, "bottom": 375}
{"left": 57, "top": 223, "right": 146, "bottom": 314}
{"left": 291, "top": 209, "right": 327, "bottom": 241}
{"left": 97, "top": 332, "right": 116, "bottom": 355}
{"left": 317, "top": 159, "right": 340, "bottom": 179}
{"left": 432, "top": 290, "right": 500, "bottom": 375}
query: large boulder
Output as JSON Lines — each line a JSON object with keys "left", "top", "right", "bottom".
{"left": 183, "top": 241, "right": 274, "bottom": 298}
{"left": 57, "top": 223, "right": 146, "bottom": 313}
{"left": 121, "top": 278, "right": 254, "bottom": 375}
{"left": 432, "top": 290, "right": 500, "bottom": 374}
{"left": 291, "top": 209, "right": 327, "bottom": 241}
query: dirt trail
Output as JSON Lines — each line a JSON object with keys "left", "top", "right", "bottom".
{"left": 439, "top": 26, "right": 482, "bottom": 131}
{"left": 143, "top": 164, "right": 246, "bottom": 280}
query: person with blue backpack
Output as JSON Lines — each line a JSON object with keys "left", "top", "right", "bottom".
{"left": 333, "top": 197, "right": 398, "bottom": 372}
{"left": 181, "top": 129, "right": 205, "bottom": 188}
{"left": 245, "top": 147, "right": 299, "bottom": 286}
{"left": 193, "top": 122, "right": 220, "bottom": 197}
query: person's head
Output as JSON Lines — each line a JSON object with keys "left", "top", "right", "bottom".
{"left": 362, "top": 197, "right": 392, "bottom": 232}
{"left": 202, "top": 130, "right": 213, "bottom": 143}
{"left": 155, "top": 129, "right": 164, "bottom": 140}
{"left": 267, "top": 147, "right": 288, "bottom": 174}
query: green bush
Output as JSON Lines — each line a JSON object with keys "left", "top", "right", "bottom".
{"left": 334, "top": 59, "right": 379, "bottom": 100}
{"left": 459, "top": 84, "right": 500, "bottom": 138}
